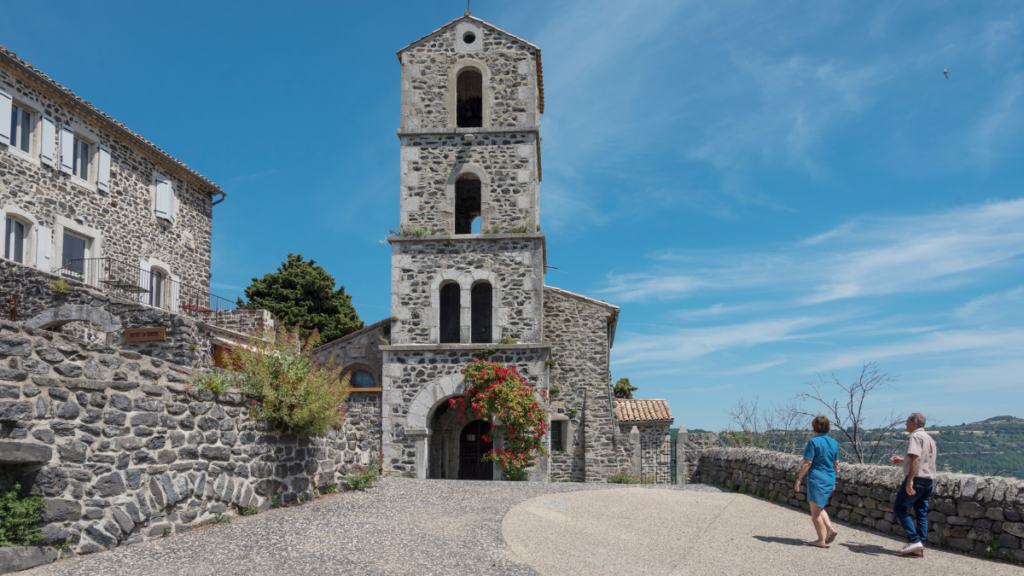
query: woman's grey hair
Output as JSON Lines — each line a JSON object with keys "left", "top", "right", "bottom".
{"left": 910, "top": 413, "right": 926, "bottom": 427}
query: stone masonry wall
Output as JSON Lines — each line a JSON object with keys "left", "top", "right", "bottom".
{"left": 542, "top": 287, "right": 628, "bottom": 482}
{"left": 197, "top": 309, "right": 274, "bottom": 337}
{"left": 1, "top": 259, "right": 212, "bottom": 368}
{"left": 399, "top": 133, "right": 538, "bottom": 233}
{"left": 696, "top": 447, "right": 1024, "bottom": 561}
{"left": 313, "top": 319, "right": 389, "bottom": 388}
{"left": 0, "top": 321, "right": 368, "bottom": 559}
{"left": 1, "top": 61, "right": 214, "bottom": 290}
{"left": 381, "top": 346, "right": 548, "bottom": 478}
{"left": 679, "top": 431, "right": 720, "bottom": 483}
{"left": 400, "top": 20, "right": 540, "bottom": 130}
{"left": 389, "top": 236, "right": 544, "bottom": 345}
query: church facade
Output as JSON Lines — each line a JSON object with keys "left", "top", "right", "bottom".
{"left": 315, "top": 14, "right": 669, "bottom": 482}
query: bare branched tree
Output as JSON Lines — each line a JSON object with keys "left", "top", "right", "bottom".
{"left": 796, "top": 362, "right": 905, "bottom": 464}
{"left": 722, "top": 397, "right": 805, "bottom": 455}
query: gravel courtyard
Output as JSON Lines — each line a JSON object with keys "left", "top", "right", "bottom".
{"left": 26, "top": 478, "right": 1021, "bottom": 576}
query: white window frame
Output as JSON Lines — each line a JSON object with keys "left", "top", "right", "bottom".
{"left": 4, "top": 216, "right": 29, "bottom": 264}
{"left": 1, "top": 205, "right": 37, "bottom": 267}
{"left": 54, "top": 216, "right": 102, "bottom": 277}
{"left": 59, "top": 122, "right": 99, "bottom": 190}
{"left": 550, "top": 414, "right": 571, "bottom": 453}
{"left": 139, "top": 257, "right": 180, "bottom": 312}
{"left": 152, "top": 171, "right": 178, "bottom": 224}
{"left": 7, "top": 99, "right": 40, "bottom": 164}
{"left": 71, "top": 133, "right": 96, "bottom": 187}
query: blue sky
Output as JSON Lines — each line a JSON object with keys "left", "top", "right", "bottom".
{"left": 5, "top": 1, "right": 1023, "bottom": 431}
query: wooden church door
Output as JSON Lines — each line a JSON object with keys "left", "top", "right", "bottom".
{"left": 458, "top": 420, "right": 494, "bottom": 480}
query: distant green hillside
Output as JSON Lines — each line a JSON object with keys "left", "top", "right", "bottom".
{"left": 680, "top": 416, "right": 1024, "bottom": 479}
{"left": 929, "top": 416, "right": 1024, "bottom": 478}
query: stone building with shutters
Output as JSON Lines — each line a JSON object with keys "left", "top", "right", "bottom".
{"left": 317, "top": 14, "right": 657, "bottom": 482}
{"left": 0, "top": 45, "right": 223, "bottom": 307}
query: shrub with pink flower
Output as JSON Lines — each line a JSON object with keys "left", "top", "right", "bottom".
{"left": 230, "top": 324, "right": 350, "bottom": 437}
{"left": 450, "top": 359, "right": 549, "bottom": 480}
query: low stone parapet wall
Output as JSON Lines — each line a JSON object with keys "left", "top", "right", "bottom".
{"left": 695, "top": 447, "right": 1024, "bottom": 561}
{"left": 0, "top": 321, "right": 368, "bottom": 560}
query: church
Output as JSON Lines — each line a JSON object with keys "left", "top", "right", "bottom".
{"left": 314, "top": 13, "right": 673, "bottom": 482}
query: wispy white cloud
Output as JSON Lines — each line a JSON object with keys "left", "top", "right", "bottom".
{"left": 806, "top": 328, "right": 1024, "bottom": 372}
{"left": 715, "top": 360, "right": 786, "bottom": 376}
{"left": 599, "top": 198, "right": 1024, "bottom": 303}
{"left": 956, "top": 285, "right": 1024, "bottom": 324}
{"left": 614, "top": 316, "right": 837, "bottom": 365}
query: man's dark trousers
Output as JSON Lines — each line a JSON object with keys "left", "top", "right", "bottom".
{"left": 893, "top": 477, "right": 934, "bottom": 544}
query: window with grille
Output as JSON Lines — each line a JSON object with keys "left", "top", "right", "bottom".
{"left": 551, "top": 420, "right": 565, "bottom": 452}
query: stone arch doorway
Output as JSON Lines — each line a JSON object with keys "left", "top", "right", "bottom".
{"left": 26, "top": 303, "right": 122, "bottom": 344}
{"left": 458, "top": 420, "right": 493, "bottom": 480}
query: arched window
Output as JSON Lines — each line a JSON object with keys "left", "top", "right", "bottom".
{"left": 439, "top": 282, "right": 461, "bottom": 344}
{"left": 456, "top": 69, "right": 483, "bottom": 128}
{"left": 350, "top": 370, "right": 376, "bottom": 388}
{"left": 454, "top": 174, "right": 481, "bottom": 234}
{"left": 471, "top": 282, "right": 492, "bottom": 344}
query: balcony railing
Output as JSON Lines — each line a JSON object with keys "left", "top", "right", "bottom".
{"left": 0, "top": 291, "right": 17, "bottom": 321}
{"left": 56, "top": 258, "right": 240, "bottom": 327}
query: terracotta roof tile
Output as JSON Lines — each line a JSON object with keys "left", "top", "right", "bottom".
{"left": 0, "top": 45, "right": 224, "bottom": 196}
{"left": 615, "top": 399, "right": 673, "bottom": 424}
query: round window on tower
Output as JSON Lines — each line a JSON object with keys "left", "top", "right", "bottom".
{"left": 463, "top": 32, "right": 476, "bottom": 45}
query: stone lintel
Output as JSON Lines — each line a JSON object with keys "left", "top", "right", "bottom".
{"left": 397, "top": 126, "right": 540, "bottom": 138}
{"left": 387, "top": 233, "right": 545, "bottom": 243}
{"left": 380, "top": 343, "right": 553, "bottom": 352}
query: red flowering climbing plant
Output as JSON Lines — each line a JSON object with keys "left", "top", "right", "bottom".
{"left": 450, "top": 359, "right": 549, "bottom": 481}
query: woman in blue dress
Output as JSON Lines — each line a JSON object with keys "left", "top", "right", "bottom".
{"left": 795, "top": 415, "right": 840, "bottom": 547}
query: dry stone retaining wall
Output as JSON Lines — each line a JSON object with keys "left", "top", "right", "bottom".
{"left": 0, "top": 321, "right": 372, "bottom": 560}
{"left": 696, "top": 447, "right": 1024, "bottom": 561}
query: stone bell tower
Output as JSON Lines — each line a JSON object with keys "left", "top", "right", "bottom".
{"left": 380, "top": 14, "right": 553, "bottom": 480}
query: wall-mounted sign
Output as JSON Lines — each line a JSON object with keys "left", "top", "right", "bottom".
{"left": 123, "top": 326, "right": 166, "bottom": 343}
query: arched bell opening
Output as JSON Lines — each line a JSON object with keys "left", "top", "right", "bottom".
{"left": 456, "top": 69, "right": 483, "bottom": 128}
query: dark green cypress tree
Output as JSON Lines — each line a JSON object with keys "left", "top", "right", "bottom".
{"left": 238, "top": 254, "right": 363, "bottom": 344}
{"left": 614, "top": 377, "right": 638, "bottom": 399}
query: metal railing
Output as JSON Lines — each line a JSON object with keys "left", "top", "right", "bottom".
{"left": 56, "top": 257, "right": 239, "bottom": 326}
{"left": 0, "top": 291, "right": 17, "bottom": 321}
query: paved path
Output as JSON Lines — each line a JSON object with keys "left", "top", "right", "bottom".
{"left": 504, "top": 487, "right": 1021, "bottom": 576}
{"left": 26, "top": 478, "right": 1019, "bottom": 575}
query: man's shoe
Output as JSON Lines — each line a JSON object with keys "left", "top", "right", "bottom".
{"left": 896, "top": 542, "right": 924, "bottom": 556}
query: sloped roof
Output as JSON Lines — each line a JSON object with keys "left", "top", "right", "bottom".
{"left": 311, "top": 317, "right": 390, "bottom": 353}
{"left": 0, "top": 46, "right": 224, "bottom": 197}
{"left": 543, "top": 285, "right": 620, "bottom": 346}
{"left": 396, "top": 14, "right": 545, "bottom": 114}
{"left": 615, "top": 399, "right": 674, "bottom": 424}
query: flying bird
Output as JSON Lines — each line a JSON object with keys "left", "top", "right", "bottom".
{"left": 944, "top": 68, "right": 948, "bottom": 79}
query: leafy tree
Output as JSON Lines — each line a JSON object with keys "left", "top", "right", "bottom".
{"left": 614, "top": 377, "right": 638, "bottom": 399}
{"left": 238, "top": 254, "right": 363, "bottom": 343}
